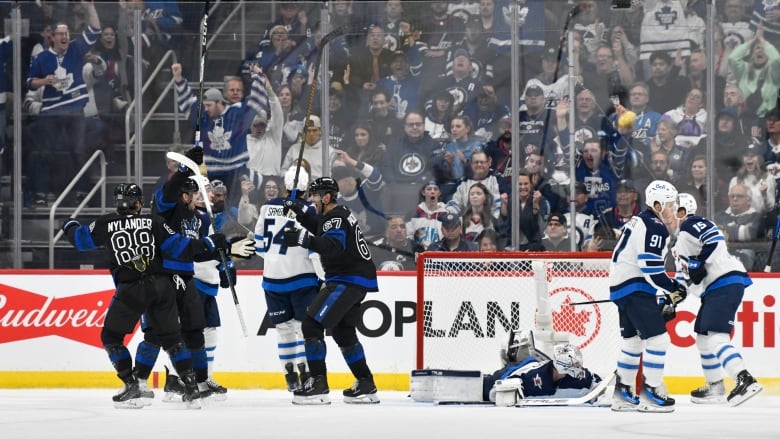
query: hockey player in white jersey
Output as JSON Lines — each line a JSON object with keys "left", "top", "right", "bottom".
{"left": 608, "top": 180, "right": 687, "bottom": 412}
{"left": 255, "top": 168, "right": 323, "bottom": 391}
{"left": 672, "top": 193, "right": 762, "bottom": 406}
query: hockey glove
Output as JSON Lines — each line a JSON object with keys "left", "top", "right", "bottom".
{"left": 217, "top": 258, "right": 237, "bottom": 288}
{"left": 659, "top": 295, "right": 677, "bottom": 322}
{"left": 204, "top": 233, "right": 230, "bottom": 253}
{"left": 283, "top": 227, "right": 310, "bottom": 248}
{"left": 229, "top": 237, "right": 256, "bottom": 258}
{"left": 668, "top": 282, "right": 687, "bottom": 305}
{"left": 61, "top": 218, "right": 81, "bottom": 234}
{"left": 687, "top": 258, "right": 707, "bottom": 285}
{"left": 184, "top": 146, "right": 204, "bottom": 165}
{"left": 282, "top": 199, "right": 307, "bottom": 219}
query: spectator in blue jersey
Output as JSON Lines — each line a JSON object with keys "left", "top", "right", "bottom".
{"left": 575, "top": 137, "right": 621, "bottom": 214}
{"left": 626, "top": 82, "right": 662, "bottom": 150}
{"left": 462, "top": 83, "right": 510, "bottom": 143}
{"left": 26, "top": 1, "right": 100, "bottom": 206}
{"left": 173, "top": 61, "right": 267, "bottom": 205}
{"left": 377, "top": 49, "right": 423, "bottom": 121}
{"left": 428, "top": 212, "right": 477, "bottom": 252}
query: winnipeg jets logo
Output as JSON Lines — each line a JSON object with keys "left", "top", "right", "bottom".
{"left": 399, "top": 153, "right": 424, "bottom": 176}
{"left": 533, "top": 373, "right": 542, "bottom": 389}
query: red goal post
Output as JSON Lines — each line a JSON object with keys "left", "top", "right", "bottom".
{"left": 416, "top": 251, "right": 620, "bottom": 381}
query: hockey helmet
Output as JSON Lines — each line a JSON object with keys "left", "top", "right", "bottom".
{"left": 644, "top": 180, "right": 678, "bottom": 210}
{"left": 181, "top": 176, "right": 200, "bottom": 194}
{"left": 308, "top": 177, "right": 339, "bottom": 199}
{"left": 115, "top": 183, "right": 143, "bottom": 214}
{"left": 677, "top": 193, "right": 697, "bottom": 217}
{"left": 552, "top": 343, "right": 584, "bottom": 378}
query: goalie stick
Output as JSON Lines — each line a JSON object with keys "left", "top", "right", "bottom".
{"left": 568, "top": 299, "right": 611, "bottom": 306}
{"left": 167, "top": 151, "right": 249, "bottom": 337}
{"left": 290, "top": 25, "right": 347, "bottom": 197}
{"left": 515, "top": 371, "right": 615, "bottom": 407}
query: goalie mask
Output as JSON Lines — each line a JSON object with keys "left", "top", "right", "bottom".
{"left": 552, "top": 343, "right": 584, "bottom": 378}
{"left": 115, "top": 183, "right": 143, "bottom": 215}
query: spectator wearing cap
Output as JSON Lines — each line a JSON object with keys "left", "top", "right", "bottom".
{"left": 370, "top": 215, "right": 424, "bottom": 271}
{"left": 600, "top": 179, "right": 640, "bottom": 230}
{"left": 644, "top": 50, "right": 691, "bottom": 114}
{"left": 518, "top": 83, "right": 550, "bottom": 143}
{"left": 377, "top": 49, "right": 423, "bottom": 121}
{"left": 246, "top": 73, "right": 284, "bottom": 186}
{"left": 564, "top": 182, "right": 602, "bottom": 252}
{"left": 445, "top": 17, "right": 496, "bottom": 85}
{"left": 462, "top": 83, "right": 511, "bottom": 143}
{"left": 428, "top": 212, "right": 477, "bottom": 252}
{"left": 173, "top": 61, "right": 268, "bottom": 205}
{"left": 729, "top": 142, "right": 776, "bottom": 216}
{"left": 281, "top": 115, "right": 337, "bottom": 180}
{"left": 331, "top": 161, "right": 386, "bottom": 237}
{"left": 541, "top": 213, "right": 575, "bottom": 252}
{"left": 408, "top": 180, "right": 448, "bottom": 250}
{"left": 262, "top": 2, "right": 316, "bottom": 47}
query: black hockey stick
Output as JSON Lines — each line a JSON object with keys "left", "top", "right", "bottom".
{"left": 290, "top": 25, "right": 347, "bottom": 197}
{"left": 567, "top": 299, "right": 611, "bottom": 306}
{"left": 764, "top": 213, "right": 780, "bottom": 272}
{"left": 193, "top": 0, "right": 210, "bottom": 149}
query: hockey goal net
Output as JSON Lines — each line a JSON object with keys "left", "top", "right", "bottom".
{"left": 416, "top": 251, "right": 619, "bottom": 381}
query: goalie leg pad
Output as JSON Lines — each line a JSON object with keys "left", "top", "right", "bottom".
{"left": 410, "top": 370, "right": 483, "bottom": 403}
{"left": 493, "top": 378, "right": 522, "bottom": 406}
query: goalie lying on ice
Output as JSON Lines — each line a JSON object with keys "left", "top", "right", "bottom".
{"left": 483, "top": 331, "right": 603, "bottom": 404}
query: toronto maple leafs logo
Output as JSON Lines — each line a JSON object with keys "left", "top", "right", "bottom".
{"left": 655, "top": 6, "right": 678, "bottom": 30}
{"left": 208, "top": 124, "right": 233, "bottom": 152}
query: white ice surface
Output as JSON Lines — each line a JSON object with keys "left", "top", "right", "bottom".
{"left": 1, "top": 389, "right": 778, "bottom": 439}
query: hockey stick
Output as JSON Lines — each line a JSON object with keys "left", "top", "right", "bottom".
{"left": 516, "top": 371, "right": 615, "bottom": 407}
{"left": 193, "top": 0, "right": 210, "bottom": 149}
{"left": 290, "top": 25, "right": 347, "bottom": 197}
{"left": 567, "top": 299, "right": 611, "bottom": 306}
{"left": 167, "top": 151, "right": 249, "bottom": 337}
{"left": 764, "top": 213, "right": 780, "bottom": 272}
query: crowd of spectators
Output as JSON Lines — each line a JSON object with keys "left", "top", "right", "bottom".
{"left": 9, "top": 0, "right": 780, "bottom": 271}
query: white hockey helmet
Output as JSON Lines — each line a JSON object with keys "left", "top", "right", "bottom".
{"left": 189, "top": 175, "right": 210, "bottom": 191}
{"left": 552, "top": 343, "right": 584, "bottom": 378}
{"left": 284, "top": 166, "right": 309, "bottom": 192}
{"left": 644, "top": 180, "right": 678, "bottom": 210}
{"left": 677, "top": 193, "right": 697, "bottom": 216}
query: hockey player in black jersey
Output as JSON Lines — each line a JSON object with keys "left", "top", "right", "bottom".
{"left": 283, "top": 177, "right": 380, "bottom": 405}
{"left": 135, "top": 147, "right": 253, "bottom": 402}
{"left": 61, "top": 183, "right": 251, "bottom": 408}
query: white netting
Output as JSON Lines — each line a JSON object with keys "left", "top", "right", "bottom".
{"left": 417, "top": 252, "right": 619, "bottom": 381}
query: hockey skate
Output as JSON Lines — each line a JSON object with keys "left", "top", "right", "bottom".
{"left": 610, "top": 374, "right": 639, "bottom": 412}
{"left": 162, "top": 365, "right": 186, "bottom": 403}
{"left": 727, "top": 370, "right": 763, "bottom": 407}
{"left": 204, "top": 378, "right": 228, "bottom": 401}
{"left": 343, "top": 376, "right": 380, "bottom": 404}
{"left": 181, "top": 371, "right": 202, "bottom": 409}
{"left": 292, "top": 375, "right": 331, "bottom": 405}
{"left": 137, "top": 380, "right": 155, "bottom": 407}
{"left": 298, "top": 363, "right": 311, "bottom": 387}
{"left": 112, "top": 377, "right": 145, "bottom": 409}
{"left": 284, "top": 362, "right": 300, "bottom": 392}
{"left": 639, "top": 379, "right": 675, "bottom": 413}
{"left": 690, "top": 380, "right": 726, "bottom": 404}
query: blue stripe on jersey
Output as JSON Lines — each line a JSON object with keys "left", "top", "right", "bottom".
{"left": 609, "top": 278, "right": 657, "bottom": 300}
{"left": 703, "top": 235, "right": 725, "bottom": 245}
{"left": 194, "top": 278, "right": 218, "bottom": 296}
{"left": 160, "top": 234, "right": 190, "bottom": 259}
{"left": 154, "top": 187, "right": 177, "bottom": 214}
{"left": 498, "top": 356, "right": 538, "bottom": 380}
{"left": 325, "top": 275, "right": 379, "bottom": 290}
{"left": 638, "top": 253, "right": 663, "bottom": 262}
{"left": 262, "top": 273, "right": 320, "bottom": 293}
{"left": 73, "top": 226, "right": 97, "bottom": 251}
{"left": 703, "top": 272, "right": 753, "bottom": 296}
{"left": 313, "top": 284, "right": 346, "bottom": 323}
{"left": 641, "top": 266, "right": 665, "bottom": 274}
{"left": 323, "top": 228, "right": 347, "bottom": 249}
